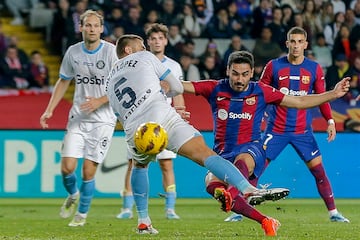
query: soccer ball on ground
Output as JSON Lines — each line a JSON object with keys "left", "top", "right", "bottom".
{"left": 134, "top": 122, "right": 168, "bottom": 155}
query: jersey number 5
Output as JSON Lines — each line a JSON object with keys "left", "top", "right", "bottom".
{"left": 114, "top": 77, "right": 136, "bottom": 109}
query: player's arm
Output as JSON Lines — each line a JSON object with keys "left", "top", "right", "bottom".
{"left": 163, "top": 73, "right": 184, "bottom": 97}
{"left": 80, "top": 95, "right": 109, "bottom": 114}
{"left": 314, "top": 65, "right": 336, "bottom": 141}
{"left": 182, "top": 81, "right": 196, "bottom": 93}
{"left": 280, "top": 77, "right": 350, "bottom": 109}
{"left": 40, "top": 78, "right": 71, "bottom": 129}
{"left": 173, "top": 94, "right": 190, "bottom": 121}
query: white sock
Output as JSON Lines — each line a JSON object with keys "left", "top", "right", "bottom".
{"left": 329, "top": 209, "right": 338, "bottom": 216}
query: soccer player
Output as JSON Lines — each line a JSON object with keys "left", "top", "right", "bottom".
{"left": 116, "top": 23, "right": 185, "bottom": 220}
{"left": 106, "top": 34, "right": 300, "bottom": 235}
{"left": 39, "top": 10, "right": 118, "bottom": 227}
{"left": 182, "top": 50, "right": 350, "bottom": 236}
{"left": 260, "top": 26, "right": 350, "bottom": 223}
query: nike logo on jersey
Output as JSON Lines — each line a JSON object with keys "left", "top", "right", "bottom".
{"left": 217, "top": 96, "right": 227, "bottom": 101}
{"left": 311, "top": 150, "right": 319, "bottom": 156}
{"left": 279, "top": 76, "right": 288, "bottom": 81}
{"left": 100, "top": 161, "right": 128, "bottom": 173}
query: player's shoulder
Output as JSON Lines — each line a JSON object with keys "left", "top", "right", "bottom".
{"left": 271, "top": 55, "right": 287, "bottom": 64}
{"left": 67, "top": 42, "right": 82, "bottom": 52}
{"left": 303, "top": 57, "right": 320, "bottom": 67}
{"left": 163, "top": 55, "right": 181, "bottom": 67}
{"left": 134, "top": 50, "right": 155, "bottom": 59}
{"left": 163, "top": 55, "right": 177, "bottom": 64}
{"left": 101, "top": 40, "right": 116, "bottom": 49}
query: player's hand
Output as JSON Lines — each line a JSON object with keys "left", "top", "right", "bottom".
{"left": 175, "top": 106, "right": 190, "bottom": 122}
{"left": 333, "top": 77, "right": 350, "bottom": 98}
{"left": 326, "top": 123, "right": 336, "bottom": 142}
{"left": 160, "top": 81, "right": 170, "bottom": 94}
{"left": 40, "top": 111, "right": 52, "bottom": 129}
{"left": 80, "top": 97, "right": 101, "bottom": 114}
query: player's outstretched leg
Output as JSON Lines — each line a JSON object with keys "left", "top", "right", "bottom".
{"left": 246, "top": 187, "right": 290, "bottom": 202}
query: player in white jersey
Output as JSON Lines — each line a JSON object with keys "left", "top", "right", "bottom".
{"left": 116, "top": 23, "right": 187, "bottom": 220}
{"left": 106, "top": 34, "right": 297, "bottom": 235}
{"left": 40, "top": 10, "right": 118, "bottom": 227}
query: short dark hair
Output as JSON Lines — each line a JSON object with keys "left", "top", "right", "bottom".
{"left": 227, "top": 51, "right": 254, "bottom": 69}
{"left": 287, "top": 26, "right": 307, "bottom": 40}
{"left": 116, "top": 34, "right": 144, "bottom": 57}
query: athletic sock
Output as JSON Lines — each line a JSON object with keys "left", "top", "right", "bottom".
{"left": 122, "top": 194, "right": 134, "bottom": 210}
{"left": 231, "top": 195, "right": 266, "bottom": 223}
{"left": 78, "top": 178, "right": 95, "bottom": 214}
{"left": 62, "top": 172, "right": 78, "bottom": 195}
{"left": 226, "top": 160, "right": 250, "bottom": 198}
{"left": 165, "top": 184, "right": 176, "bottom": 210}
{"left": 131, "top": 167, "right": 149, "bottom": 219}
{"left": 309, "top": 163, "right": 336, "bottom": 211}
{"left": 206, "top": 181, "right": 226, "bottom": 196}
{"left": 204, "top": 155, "right": 256, "bottom": 194}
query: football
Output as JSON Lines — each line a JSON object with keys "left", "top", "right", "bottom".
{"left": 134, "top": 122, "right": 168, "bottom": 155}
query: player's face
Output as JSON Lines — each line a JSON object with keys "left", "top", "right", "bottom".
{"left": 80, "top": 14, "right": 104, "bottom": 44}
{"left": 286, "top": 33, "right": 308, "bottom": 58}
{"left": 147, "top": 32, "right": 167, "bottom": 55}
{"left": 227, "top": 63, "right": 253, "bottom": 92}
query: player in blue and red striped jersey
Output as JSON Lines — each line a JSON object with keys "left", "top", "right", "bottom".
{"left": 260, "top": 26, "right": 350, "bottom": 223}
{"left": 182, "top": 50, "right": 350, "bottom": 236}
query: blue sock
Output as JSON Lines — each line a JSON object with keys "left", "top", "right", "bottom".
{"left": 62, "top": 172, "right": 78, "bottom": 195}
{"left": 166, "top": 191, "right": 176, "bottom": 210}
{"left": 123, "top": 195, "right": 134, "bottom": 209}
{"left": 78, "top": 178, "right": 95, "bottom": 214}
{"left": 204, "top": 155, "right": 253, "bottom": 193}
{"left": 131, "top": 167, "right": 149, "bottom": 219}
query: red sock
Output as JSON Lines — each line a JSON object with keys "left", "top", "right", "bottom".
{"left": 309, "top": 163, "right": 336, "bottom": 210}
{"left": 234, "top": 159, "right": 250, "bottom": 179}
{"left": 206, "top": 181, "right": 226, "bottom": 196}
{"left": 226, "top": 160, "right": 250, "bottom": 198}
{"left": 231, "top": 195, "right": 266, "bottom": 223}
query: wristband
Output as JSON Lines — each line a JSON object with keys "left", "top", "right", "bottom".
{"left": 328, "top": 119, "right": 335, "bottom": 125}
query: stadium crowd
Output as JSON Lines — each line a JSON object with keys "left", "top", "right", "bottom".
{"left": 1, "top": 0, "right": 360, "bottom": 103}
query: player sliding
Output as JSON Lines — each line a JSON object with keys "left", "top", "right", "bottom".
{"left": 106, "top": 34, "right": 350, "bottom": 236}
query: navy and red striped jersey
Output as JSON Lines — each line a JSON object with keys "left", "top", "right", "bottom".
{"left": 260, "top": 56, "right": 332, "bottom": 134}
{"left": 193, "top": 79, "right": 284, "bottom": 155}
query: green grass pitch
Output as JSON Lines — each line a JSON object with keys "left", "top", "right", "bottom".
{"left": 0, "top": 198, "right": 358, "bottom": 240}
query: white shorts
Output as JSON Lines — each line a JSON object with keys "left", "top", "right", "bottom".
{"left": 126, "top": 148, "right": 177, "bottom": 160}
{"left": 125, "top": 106, "right": 200, "bottom": 165}
{"left": 62, "top": 121, "right": 115, "bottom": 164}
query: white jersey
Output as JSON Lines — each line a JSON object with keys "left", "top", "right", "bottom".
{"left": 107, "top": 50, "right": 199, "bottom": 164}
{"left": 107, "top": 51, "right": 172, "bottom": 127}
{"left": 161, "top": 56, "right": 183, "bottom": 105}
{"left": 60, "top": 40, "right": 118, "bottom": 124}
